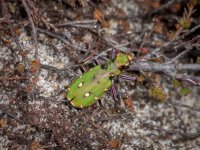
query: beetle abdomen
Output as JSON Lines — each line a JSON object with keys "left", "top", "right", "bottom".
{"left": 67, "top": 65, "right": 112, "bottom": 108}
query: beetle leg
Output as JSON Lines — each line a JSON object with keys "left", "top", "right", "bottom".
{"left": 98, "top": 99, "right": 103, "bottom": 107}
{"left": 93, "top": 59, "right": 101, "bottom": 65}
{"left": 111, "top": 48, "right": 116, "bottom": 60}
{"left": 84, "top": 106, "right": 103, "bottom": 123}
{"left": 111, "top": 84, "right": 118, "bottom": 102}
{"left": 93, "top": 59, "right": 108, "bottom": 70}
{"left": 80, "top": 65, "right": 86, "bottom": 72}
{"left": 54, "top": 86, "right": 68, "bottom": 96}
{"left": 119, "top": 74, "right": 136, "bottom": 81}
{"left": 51, "top": 85, "right": 70, "bottom": 101}
{"left": 75, "top": 105, "right": 103, "bottom": 132}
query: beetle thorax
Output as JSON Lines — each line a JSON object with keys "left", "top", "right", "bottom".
{"left": 106, "top": 61, "right": 121, "bottom": 76}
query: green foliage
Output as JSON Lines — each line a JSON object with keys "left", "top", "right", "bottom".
{"left": 196, "top": 57, "right": 200, "bottom": 64}
{"left": 148, "top": 87, "right": 167, "bottom": 101}
{"left": 172, "top": 80, "right": 191, "bottom": 96}
{"left": 179, "top": 18, "right": 191, "bottom": 29}
{"left": 171, "top": 79, "right": 181, "bottom": 88}
{"left": 180, "top": 87, "right": 191, "bottom": 96}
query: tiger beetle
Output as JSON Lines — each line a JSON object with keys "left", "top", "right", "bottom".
{"left": 66, "top": 50, "right": 136, "bottom": 108}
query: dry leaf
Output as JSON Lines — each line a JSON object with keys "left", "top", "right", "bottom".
{"left": 169, "top": 3, "right": 181, "bottom": 13}
{"left": 151, "top": 1, "right": 160, "bottom": 9}
{"left": 16, "top": 63, "right": 25, "bottom": 73}
{"left": 31, "top": 141, "right": 41, "bottom": 150}
{"left": 30, "top": 60, "right": 41, "bottom": 73}
{"left": 167, "top": 31, "right": 175, "bottom": 40}
{"left": 0, "top": 118, "right": 7, "bottom": 128}
{"left": 108, "top": 140, "right": 122, "bottom": 148}
{"left": 137, "top": 75, "right": 145, "bottom": 83}
{"left": 117, "top": 8, "right": 130, "bottom": 32}
{"left": 32, "top": 77, "right": 39, "bottom": 84}
{"left": 15, "top": 28, "right": 22, "bottom": 35}
{"left": 124, "top": 97, "right": 133, "bottom": 110}
{"left": 24, "top": 85, "right": 33, "bottom": 93}
{"left": 140, "top": 47, "right": 149, "bottom": 55}
{"left": 93, "top": 9, "right": 109, "bottom": 28}
{"left": 93, "top": 9, "right": 104, "bottom": 22}
{"left": 154, "top": 23, "right": 163, "bottom": 34}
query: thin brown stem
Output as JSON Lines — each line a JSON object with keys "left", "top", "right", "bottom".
{"left": 21, "top": 0, "right": 39, "bottom": 60}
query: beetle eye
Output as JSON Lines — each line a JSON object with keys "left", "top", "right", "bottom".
{"left": 100, "top": 64, "right": 107, "bottom": 69}
{"left": 125, "top": 62, "right": 130, "bottom": 67}
{"left": 120, "top": 62, "right": 130, "bottom": 69}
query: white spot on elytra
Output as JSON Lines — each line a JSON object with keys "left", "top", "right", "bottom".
{"left": 70, "top": 101, "right": 75, "bottom": 106}
{"left": 78, "top": 82, "right": 83, "bottom": 87}
{"left": 85, "top": 93, "right": 90, "bottom": 97}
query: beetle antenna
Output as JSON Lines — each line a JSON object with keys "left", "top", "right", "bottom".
{"left": 111, "top": 84, "right": 118, "bottom": 102}
{"left": 111, "top": 49, "right": 116, "bottom": 60}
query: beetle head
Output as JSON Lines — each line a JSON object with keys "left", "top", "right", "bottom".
{"left": 114, "top": 52, "right": 134, "bottom": 69}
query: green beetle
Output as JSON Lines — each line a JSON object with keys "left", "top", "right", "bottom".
{"left": 66, "top": 52, "right": 134, "bottom": 108}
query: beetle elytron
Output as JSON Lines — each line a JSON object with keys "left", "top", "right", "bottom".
{"left": 66, "top": 51, "right": 134, "bottom": 108}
